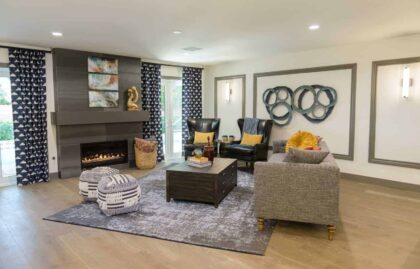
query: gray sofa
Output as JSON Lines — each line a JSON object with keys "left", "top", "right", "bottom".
{"left": 254, "top": 140, "right": 340, "bottom": 240}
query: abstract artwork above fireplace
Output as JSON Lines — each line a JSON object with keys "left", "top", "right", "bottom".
{"left": 88, "top": 55, "right": 119, "bottom": 107}
{"left": 88, "top": 56, "right": 118, "bottom": 74}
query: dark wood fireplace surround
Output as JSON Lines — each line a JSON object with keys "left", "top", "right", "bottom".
{"left": 52, "top": 48, "right": 149, "bottom": 178}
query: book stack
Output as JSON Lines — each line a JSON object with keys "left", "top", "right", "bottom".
{"left": 187, "top": 156, "right": 211, "bottom": 168}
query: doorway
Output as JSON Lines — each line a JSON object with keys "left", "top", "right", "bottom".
{"left": 0, "top": 66, "right": 16, "bottom": 186}
{"left": 160, "top": 77, "right": 182, "bottom": 160}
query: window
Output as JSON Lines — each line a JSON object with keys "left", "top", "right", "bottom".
{"left": 0, "top": 66, "right": 16, "bottom": 186}
{"left": 160, "top": 66, "right": 183, "bottom": 159}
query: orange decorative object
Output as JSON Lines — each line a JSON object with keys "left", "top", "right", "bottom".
{"left": 285, "top": 131, "right": 318, "bottom": 153}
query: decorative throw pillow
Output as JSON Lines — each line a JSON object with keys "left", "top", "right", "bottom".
{"left": 284, "top": 148, "right": 329, "bottom": 164}
{"left": 272, "top": 139, "right": 288, "bottom": 153}
{"left": 194, "top": 131, "right": 214, "bottom": 144}
{"left": 285, "top": 131, "right": 318, "bottom": 153}
{"left": 135, "top": 138, "right": 157, "bottom": 153}
{"left": 240, "top": 133, "right": 263, "bottom": 146}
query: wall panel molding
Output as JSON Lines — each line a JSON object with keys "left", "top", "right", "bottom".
{"left": 369, "top": 56, "right": 420, "bottom": 169}
{"left": 253, "top": 64, "right": 357, "bottom": 160}
{"left": 214, "top": 74, "right": 246, "bottom": 118}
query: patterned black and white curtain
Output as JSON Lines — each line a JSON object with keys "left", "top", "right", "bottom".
{"left": 181, "top": 67, "right": 203, "bottom": 146}
{"left": 8, "top": 48, "right": 49, "bottom": 185}
{"left": 141, "top": 62, "right": 164, "bottom": 161}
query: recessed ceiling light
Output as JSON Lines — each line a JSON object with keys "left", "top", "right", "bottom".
{"left": 51, "top": 32, "right": 63, "bottom": 37}
{"left": 173, "top": 30, "right": 182, "bottom": 34}
{"left": 183, "top": 52, "right": 190, "bottom": 56}
{"left": 308, "top": 24, "right": 320, "bottom": 30}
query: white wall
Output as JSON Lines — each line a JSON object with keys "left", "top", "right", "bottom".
{"left": 0, "top": 48, "right": 58, "bottom": 174}
{"left": 45, "top": 54, "right": 58, "bottom": 173}
{"left": 203, "top": 34, "right": 420, "bottom": 186}
{"left": 216, "top": 78, "right": 243, "bottom": 139}
{"left": 255, "top": 69, "right": 352, "bottom": 156}
{"left": 375, "top": 63, "right": 420, "bottom": 163}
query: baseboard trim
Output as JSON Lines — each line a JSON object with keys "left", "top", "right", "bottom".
{"left": 49, "top": 172, "right": 59, "bottom": 180}
{"left": 341, "top": 172, "right": 420, "bottom": 192}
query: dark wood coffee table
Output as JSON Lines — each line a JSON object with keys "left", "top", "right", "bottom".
{"left": 166, "top": 158, "right": 237, "bottom": 208}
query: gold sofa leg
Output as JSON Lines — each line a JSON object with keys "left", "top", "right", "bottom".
{"left": 257, "top": 218, "right": 264, "bottom": 231}
{"left": 327, "top": 225, "right": 336, "bottom": 240}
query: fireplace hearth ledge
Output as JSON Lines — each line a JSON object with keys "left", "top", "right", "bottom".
{"left": 51, "top": 111, "right": 150, "bottom": 126}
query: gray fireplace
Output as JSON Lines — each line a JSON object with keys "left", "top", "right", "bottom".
{"left": 52, "top": 48, "right": 149, "bottom": 178}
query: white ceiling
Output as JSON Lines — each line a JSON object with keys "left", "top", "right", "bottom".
{"left": 0, "top": 0, "right": 419, "bottom": 65}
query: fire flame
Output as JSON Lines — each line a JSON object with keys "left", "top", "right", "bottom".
{"left": 81, "top": 153, "right": 125, "bottom": 164}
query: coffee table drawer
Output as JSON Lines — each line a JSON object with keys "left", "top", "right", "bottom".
{"left": 165, "top": 158, "right": 237, "bottom": 207}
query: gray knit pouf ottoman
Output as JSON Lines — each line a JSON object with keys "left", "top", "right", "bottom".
{"left": 97, "top": 174, "right": 141, "bottom": 216}
{"left": 79, "top": 167, "right": 120, "bottom": 201}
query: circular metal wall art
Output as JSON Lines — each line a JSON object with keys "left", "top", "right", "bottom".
{"left": 262, "top": 86, "right": 294, "bottom": 126}
{"left": 262, "top": 85, "right": 337, "bottom": 126}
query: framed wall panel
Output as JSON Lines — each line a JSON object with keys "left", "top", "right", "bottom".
{"left": 369, "top": 57, "right": 420, "bottom": 169}
{"left": 253, "top": 64, "right": 357, "bottom": 160}
{"left": 214, "top": 75, "right": 245, "bottom": 139}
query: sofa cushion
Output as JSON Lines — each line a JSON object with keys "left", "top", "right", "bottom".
{"left": 269, "top": 153, "right": 286, "bottom": 162}
{"left": 224, "top": 144, "right": 255, "bottom": 156}
{"left": 284, "top": 148, "right": 329, "bottom": 164}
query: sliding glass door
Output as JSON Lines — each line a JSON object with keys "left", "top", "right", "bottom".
{"left": 161, "top": 77, "right": 182, "bottom": 159}
{"left": 0, "top": 67, "right": 16, "bottom": 186}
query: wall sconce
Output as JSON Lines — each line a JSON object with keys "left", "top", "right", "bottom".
{"left": 225, "top": 81, "right": 232, "bottom": 102}
{"left": 402, "top": 66, "right": 413, "bottom": 99}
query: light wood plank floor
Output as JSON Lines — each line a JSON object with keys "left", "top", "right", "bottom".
{"left": 1, "top": 163, "right": 420, "bottom": 269}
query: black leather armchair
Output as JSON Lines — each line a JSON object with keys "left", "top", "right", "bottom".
{"left": 219, "top": 119, "right": 273, "bottom": 163}
{"left": 183, "top": 118, "right": 221, "bottom": 160}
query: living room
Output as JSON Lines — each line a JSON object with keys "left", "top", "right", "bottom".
{"left": 0, "top": 1, "right": 420, "bottom": 268}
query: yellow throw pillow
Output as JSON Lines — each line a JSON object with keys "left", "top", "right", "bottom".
{"left": 193, "top": 131, "right": 214, "bottom": 144}
{"left": 240, "top": 133, "right": 263, "bottom": 146}
{"left": 285, "top": 131, "right": 318, "bottom": 153}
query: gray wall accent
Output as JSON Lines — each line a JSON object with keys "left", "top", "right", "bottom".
{"left": 341, "top": 172, "right": 420, "bottom": 192}
{"left": 214, "top": 74, "right": 246, "bottom": 118}
{"left": 369, "top": 57, "right": 420, "bottom": 170}
{"left": 253, "top": 64, "right": 357, "bottom": 161}
{"left": 51, "top": 111, "right": 149, "bottom": 125}
{"left": 53, "top": 48, "right": 147, "bottom": 178}
{"left": 53, "top": 48, "right": 141, "bottom": 112}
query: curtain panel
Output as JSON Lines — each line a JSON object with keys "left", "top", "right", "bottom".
{"left": 181, "top": 67, "right": 203, "bottom": 147}
{"left": 141, "top": 62, "right": 164, "bottom": 161}
{"left": 8, "top": 48, "right": 49, "bottom": 185}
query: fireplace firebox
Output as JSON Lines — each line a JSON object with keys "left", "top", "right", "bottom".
{"left": 80, "top": 140, "right": 128, "bottom": 169}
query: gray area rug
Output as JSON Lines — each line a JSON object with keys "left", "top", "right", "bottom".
{"left": 44, "top": 169, "right": 276, "bottom": 255}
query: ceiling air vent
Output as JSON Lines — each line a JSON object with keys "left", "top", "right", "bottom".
{"left": 182, "top": 47, "right": 202, "bottom": 52}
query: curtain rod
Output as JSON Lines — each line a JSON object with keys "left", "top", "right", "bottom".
{"left": 142, "top": 61, "right": 204, "bottom": 70}
{"left": 0, "top": 45, "right": 51, "bottom": 54}
{"left": 0, "top": 46, "right": 202, "bottom": 68}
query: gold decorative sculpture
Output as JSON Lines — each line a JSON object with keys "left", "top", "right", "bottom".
{"left": 127, "top": 86, "right": 139, "bottom": 111}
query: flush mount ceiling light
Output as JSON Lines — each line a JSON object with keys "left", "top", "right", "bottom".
{"left": 173, "top": 30, "right": 182, "bottom": 34}
{"left": 308, "top": 24, "right": 320, "bottom": 30}
{"left": 51, "top": 32, "right": 63, "bottom": 37}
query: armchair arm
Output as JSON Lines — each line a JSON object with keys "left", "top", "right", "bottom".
{"left": 185, "top": 137, "right": 194, "bottom": 144}
{"left": 254, "top": 161, "right": 340, "bottom": 225}
{"left": 254, "top": 143, "right": 269, "bottom": 160}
